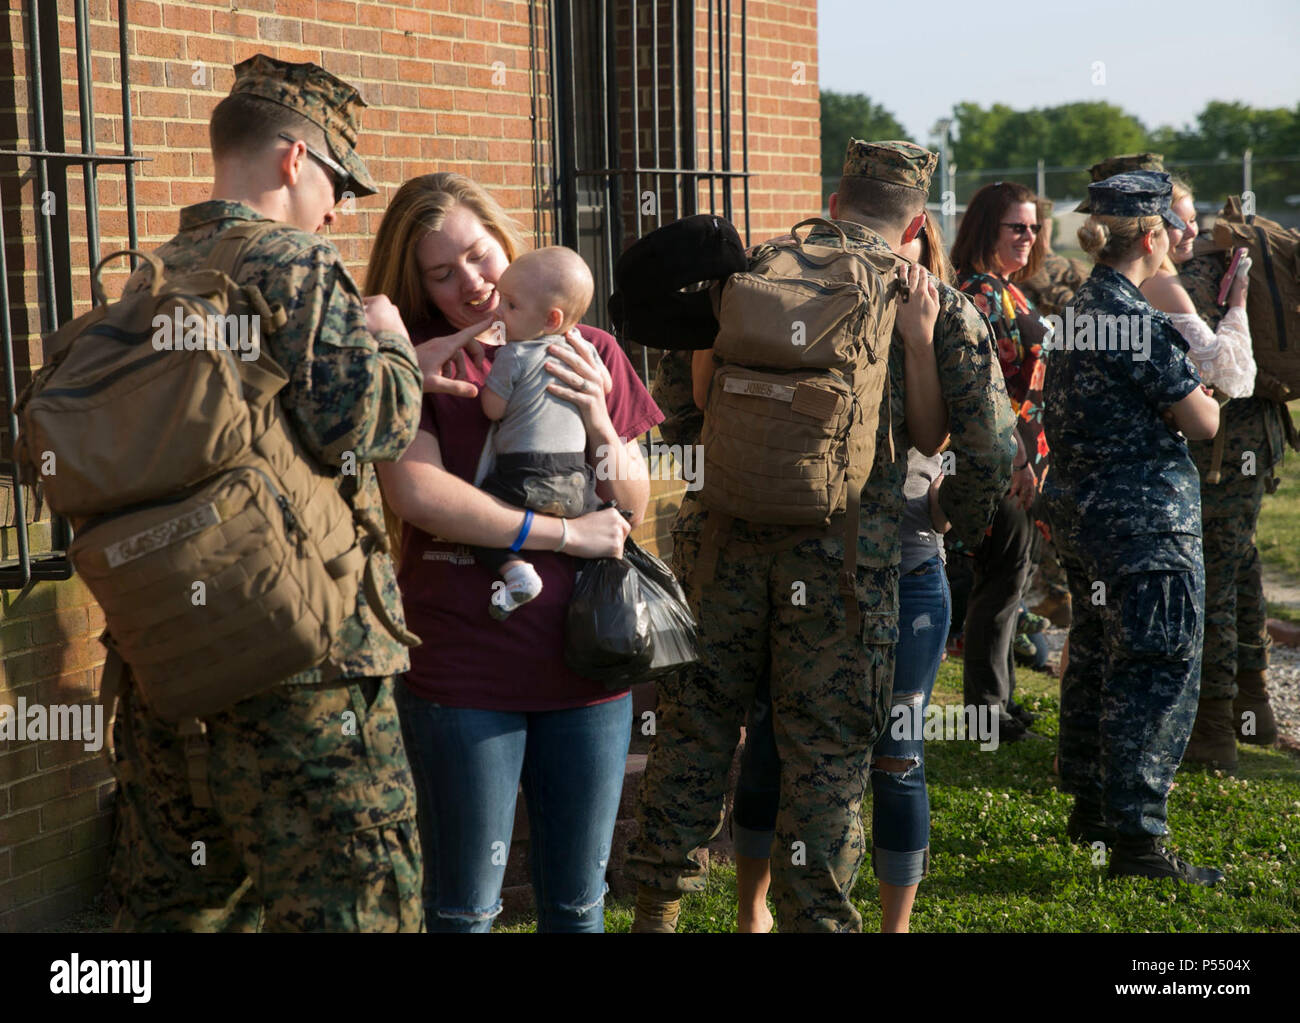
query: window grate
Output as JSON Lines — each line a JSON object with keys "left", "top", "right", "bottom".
{"left": 548, "top": 0, "right": 752, "bottom": 387}
{"left": 1, "top": 0, "right": 148, "bottom": 589}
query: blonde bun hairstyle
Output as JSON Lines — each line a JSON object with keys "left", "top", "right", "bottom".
{"left": 1077, "top": 213, "right": 1164, "bottom": 264}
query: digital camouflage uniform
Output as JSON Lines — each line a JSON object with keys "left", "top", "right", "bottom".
{"left": 1178, "top": 251, "right": 1296, "bottom": 701}
{"left": 626, "top": 141, "right": 1016, "bottom": 932}
{"left": 107, "top": 57, "right": 425, "bottom": 931}
{"left": 1043, "top": 206, "right": 1206, "bottom": 842}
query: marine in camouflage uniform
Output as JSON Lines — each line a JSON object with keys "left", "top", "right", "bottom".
{"left": 1044, "top": 171, "right": 1221, "bottom": 883}
{"left": 626, "top": 141, "right": 1016, "bottom": 932}
{"left": 1178, "top": 249, "right": 1296, "bottom": 763}
{"left": 107, "top": 56, "right": 425, "bottom": 931}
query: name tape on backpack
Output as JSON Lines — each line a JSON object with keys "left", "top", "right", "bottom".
{"left": 104, "top": 503, "right": 222, "bottom": 568}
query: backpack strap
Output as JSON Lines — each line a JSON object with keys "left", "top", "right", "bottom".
{"left": 204, "top": 220, "right": 290, "bottom": 335}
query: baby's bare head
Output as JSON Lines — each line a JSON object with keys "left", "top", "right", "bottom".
{"left": 500, "top": 246, "right": 594, "bottom": 336}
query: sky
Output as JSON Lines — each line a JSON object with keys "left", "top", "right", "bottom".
{"left": 818, "top": 0, "right": 1300, "bottom": 145}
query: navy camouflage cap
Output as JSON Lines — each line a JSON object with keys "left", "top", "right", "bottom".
{"left": 231, "top": 54, "right": 376, "bottom": 198}
{"left": 842, "top": 139, "right": 937, "bottom": 192}
{"left": 1076, "top": 152, "right": 1165, "bottom": 212}
{"left": 1085, "top": 170, "right": 1186, "bottom": 230}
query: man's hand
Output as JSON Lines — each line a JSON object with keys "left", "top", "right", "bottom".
{"left": 415, "top": 317, "right": 492, "bottom": 397}
{"left": 1009, "top": 462, "right": 1037, "bottom": 511}
{"left": 895, "top": 263, "right": 940, "bottom": 349}
{"left": 362, "top": 294, "right": 410, "bottom": 340}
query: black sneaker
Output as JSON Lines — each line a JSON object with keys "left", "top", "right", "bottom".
{"left": 1107, "top": 837, "right": 1224, "bottom": 886}
{"left": 1066, "top": 802, "right": 1117, "bottom": 845}
{"left": 1007, "top": 700, "right": 1036, "bottom": 729}
{"left": 995, "top": 713, "right": 1028, "bottom": 743}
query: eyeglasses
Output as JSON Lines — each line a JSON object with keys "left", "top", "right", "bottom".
{"left": 277, "top": 132, "right": 349, "bottom": 204}
{"left": 1001, "top": 222, "right": 1041, "bottom": 237}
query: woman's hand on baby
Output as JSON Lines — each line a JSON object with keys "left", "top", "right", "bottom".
{"left": 564, "top": 507, "right": 632, "bottom": 559}
{"left": 545, "top": 333, "right": 616, "bottom": 437}
{"left": 416, "top": 317, "right": 492, "bottom": 397}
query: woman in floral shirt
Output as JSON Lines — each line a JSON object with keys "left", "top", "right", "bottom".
{"left": 950, "top": 181, "right": 1054, "bottom": 741}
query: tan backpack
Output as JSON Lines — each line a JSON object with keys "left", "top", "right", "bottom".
{"left": 699, "top": 218, "right": 901, "bottom": 631}
{"left": 14, "top": 222, "right": 414, "bottom": 722}
{"left": 1211, "top": 196, "right": 1300, "bottom": 397}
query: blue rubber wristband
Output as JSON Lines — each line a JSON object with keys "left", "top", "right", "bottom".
{"left": 509, "top": 509, "right": 534, "bottom": 553}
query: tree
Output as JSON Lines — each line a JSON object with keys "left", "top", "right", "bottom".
{"left": 819, "top": 91, "right": 909, "bottom": 179}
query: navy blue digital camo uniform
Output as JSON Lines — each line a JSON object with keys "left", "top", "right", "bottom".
{"left": 1042, "top": 260, "right": 1206, "bottom": 839}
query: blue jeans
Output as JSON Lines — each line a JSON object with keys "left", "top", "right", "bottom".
{"left": 396, "top": 684, "right": 631, "bottom": 932}
{"left": 871, "top": 555, "right": 951, "bottom": 886}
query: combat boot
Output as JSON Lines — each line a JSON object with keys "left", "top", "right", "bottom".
{"left": 1233, "top": 669, "right": 1278, "bottom": 746}
{"left": 630, "top": 884, "right": 681, "bottom": 933}
{"left": 1180, "top": 697, "right": 1238, "bottom": 773}
{"left": 1107, "top": 836, "right": 1224, "bottom": 886}
{"left": 1066, "top": 799, "right": 1117, "bottom": 845}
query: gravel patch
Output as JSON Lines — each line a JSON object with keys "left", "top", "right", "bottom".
{"left": 1034, "top": 606, "right": 1300, "bottom": 749}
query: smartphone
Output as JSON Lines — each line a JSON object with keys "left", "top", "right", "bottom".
{"left": 1218, "top": 247, "right": 1247, "bottom": 305}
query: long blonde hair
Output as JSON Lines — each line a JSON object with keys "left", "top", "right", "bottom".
{"left": 365, "top": 174, "right": 526, "bottom": 557}
{"left": 364, "top": 172, "right": 527, "bottom": 330}
{"left": 1160, "top": 177, "right": 1193, "bottom": 275}
{"left": 917, "top": 208, "right": 955, "bottom": 286}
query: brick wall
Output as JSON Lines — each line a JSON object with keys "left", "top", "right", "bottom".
{"left": 0, "top": 0, "right": 819, "bottom": 930}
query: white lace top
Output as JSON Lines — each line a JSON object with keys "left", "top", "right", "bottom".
{"left": 1167, "top": 306, "right": 1255, "bottom": 399}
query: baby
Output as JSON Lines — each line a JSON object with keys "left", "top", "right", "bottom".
{"left": 476, "top": 246, "right": 611, "bottom": 619}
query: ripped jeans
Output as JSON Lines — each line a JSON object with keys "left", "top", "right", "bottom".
{"left": 870, "top": 554, "right": 951, "bottom": 886}
{"left": 396, "top": 684, "right": 631, "bottom": 932}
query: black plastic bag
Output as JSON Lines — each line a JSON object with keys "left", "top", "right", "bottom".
{"left": 565, "top": 538, "right": 699, "bottom": 689}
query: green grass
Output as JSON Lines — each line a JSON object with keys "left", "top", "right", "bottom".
{"left": 503, "top": 403, "right": 1300, "bottom": 934}
{"left": 1256, "top": 403, "right": 1300, "bottom": 582}
{"left": 498, "top": 661, "right": 1300, "bottom": 933}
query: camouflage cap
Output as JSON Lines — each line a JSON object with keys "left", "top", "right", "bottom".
{"left": 1076, "top": 152, "right": 1165, "bottom": 211}
{"left": 842, "top": 139, "right": 937, "bottom": 193}
{"left": 231, "top": 54, "right": 376, "bottom": 197}
{"left": 1085, "top": 170, "right": 1186, "bottom": 230}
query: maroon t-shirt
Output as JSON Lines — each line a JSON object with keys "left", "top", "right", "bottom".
{"left": 398, "top": 322, "right": 663, "bottom": 711}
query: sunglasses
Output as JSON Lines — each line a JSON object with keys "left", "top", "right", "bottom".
{"left": 1001, "top": 222, "right": 1041, "bottom": 237}
{"left": 278, "top": 132, "right": 349, "bottom": 204}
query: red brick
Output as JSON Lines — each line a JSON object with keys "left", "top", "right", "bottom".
{"left": 317, "top": 0, "right": 358, "bottom": 24}
{"left": 126, "top": 0, "right": 162, "bottom": 28}
{"left": 10, "top": 766, "right": 70, "bottom": 811}
{"left": 161, "top": 5, "right": 212, "bottom": 33}
{"left": 12, "top": 829, "right": 71, "bottom": 875}
{"left": 40, "top": 790, "right": 99, "bottom": 831}
{"left": 0, "top": 808, "right": 41, "bottom": 847}
{"left": 0, "top": 869, "right": 42, "bottom": 915}
{"left": 68, "top": 756, "right": 113, "bottom": 794}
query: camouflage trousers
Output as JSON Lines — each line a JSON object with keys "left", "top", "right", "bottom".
{"left": 625, "top": 527, "right": 898, "bottom": 933}
{"left": 1054, "top": 530, "right": 1204, "bottom": 837}
{"left": 1200, "top": 478, "right": 1271, "bottom": 699}
{"left": 108, "top": 673, "right": 423, "bottom": 932}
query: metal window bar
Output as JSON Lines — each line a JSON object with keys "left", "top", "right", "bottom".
{"left": 549, "top": 0, "right": 751, "bottom": 385}
{"left": 1, "top": 0, "right": 148, "bottom": 589}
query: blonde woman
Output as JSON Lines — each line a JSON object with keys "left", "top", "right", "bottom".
{"left": 1140, "top": 178, "right": 1254, "bottom": 398}
{"left": 367, "top": 173, "right": 662, "bottom": 932}
{"left": 1042, "top": 171, "right": 1222, "bottom": 884}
